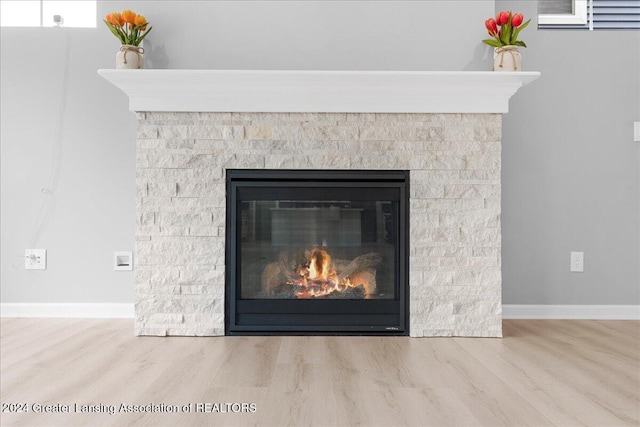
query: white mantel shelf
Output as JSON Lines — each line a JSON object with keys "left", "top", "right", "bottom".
{"left": 98, "top": 69, "right": 540, "bottom": 114}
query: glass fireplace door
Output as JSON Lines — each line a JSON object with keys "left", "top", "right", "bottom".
{"left": 226, "top": 170, "right": 408, "bottom": 334}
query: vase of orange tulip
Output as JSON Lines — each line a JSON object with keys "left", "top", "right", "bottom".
{"left": 104, "top": 10, "right": 152, "bottom": 69}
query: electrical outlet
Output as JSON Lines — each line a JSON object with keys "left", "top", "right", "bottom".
{"left": 570, "top": 251, "right": 584, "bottom": 272}
{"left": 25, "top": 249, "right": 46, "bottom": 270}
{"left": 114, "top": 251, "right": 133, "bottom": 271}
{"left": 634, "top": 122, "right": 640, "bottom": 142}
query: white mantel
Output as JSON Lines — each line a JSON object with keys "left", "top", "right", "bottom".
{"left": 98, "top": 70, "right": 539, "bottom": 114}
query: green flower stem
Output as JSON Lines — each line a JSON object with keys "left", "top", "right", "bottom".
{"left": 104, "top": 21, "right": 153, "bottom": 47}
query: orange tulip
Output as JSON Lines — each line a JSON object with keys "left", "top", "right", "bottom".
{"left": 106, "top": 12, "right": 124, "bottom": 26}
{"left": 134, "top": 14, "right": 147, "bottom": 27}
{"left": 113, "top": 12, "right": 124, "bottom": 26}
{"left": 134, "top": 14, "right": 148, "bottom": 30}
{"left": 105, "top": 13, "right": 118, "bottom": 26}
{"left": 121, "top": 9, "right": 136, "bottom": 24}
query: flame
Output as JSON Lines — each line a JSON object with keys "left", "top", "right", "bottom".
{"left": 308, "top": 248, "right": 332, "bottom": 281}
{"left": 288, "top": 247, "right": 367, "bottom": 298}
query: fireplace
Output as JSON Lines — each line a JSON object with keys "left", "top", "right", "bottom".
{"left": 226, "top": 170, "right": 409, "bottom": 334}
{"left": 99, "top": 69, "right": 540, "bottom": 337}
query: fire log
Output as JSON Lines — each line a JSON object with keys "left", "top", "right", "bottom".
{"left": 261, "top": 249, "right": 381, "bottom": 298}
{"left": 337, "top": 252, "right": 382, "bottom": 281}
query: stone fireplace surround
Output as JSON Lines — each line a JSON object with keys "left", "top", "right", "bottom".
{"left": 100, "top": 70, "right": 539, "bottom": 337}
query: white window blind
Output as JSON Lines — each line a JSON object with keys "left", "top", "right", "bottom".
{"left": 593, "top": 0, "right": 640, "bottom": 29}
{"left": 539, "top": 0, "right": 640, "bottom": 29}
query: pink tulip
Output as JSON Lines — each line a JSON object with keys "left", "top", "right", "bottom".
{"left": 485, "top": 18, "right": 498, "bottom": 36}
{"left": 511, "top": 13, "right": 524, "bottom": 28}
{"left": 497, "top": 11, "right": 510, "bottom": 26}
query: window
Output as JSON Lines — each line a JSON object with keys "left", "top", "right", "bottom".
{"left": 539, "top": 0, "right": 589, "bottom": 26}
{"left": 539, "top": 0, "right": 640, "bottom": 29}
{"left": 0, "top": 0, "right": 96, "bottom": 28}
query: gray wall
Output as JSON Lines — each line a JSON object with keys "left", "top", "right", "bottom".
{"left": 1, "top": 26, "right": 137, "bottom": 303}
{"left": 1, "top": 1, "right": 493, "bottom": 303}
{"left": 498, "top": 0, "right": 639, "bottom": 304}
{"left": 2, "top": 1, "right": 638, "bottom": 305}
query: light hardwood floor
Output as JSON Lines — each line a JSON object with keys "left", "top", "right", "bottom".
{"left": 1, "top": 319, "right": 638, "bottom": 426}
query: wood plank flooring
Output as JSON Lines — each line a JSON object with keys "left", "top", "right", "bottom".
{"left": 1, "top": 319, "right": 638, "bottom": 426}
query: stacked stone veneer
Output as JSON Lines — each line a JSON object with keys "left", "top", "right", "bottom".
{"left": 135, "top": 112, "right": 503, "bottom": 337}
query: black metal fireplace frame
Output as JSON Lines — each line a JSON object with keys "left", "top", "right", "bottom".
{"left": 225, "top": 169, "right": 409, "bottom": 335}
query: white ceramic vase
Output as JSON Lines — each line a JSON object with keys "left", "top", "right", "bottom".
{"left": 116, "top": 45, "right": 143, "bottom": 69}
{"left": 493, "top": 45, "right": 522, "bottom": 72}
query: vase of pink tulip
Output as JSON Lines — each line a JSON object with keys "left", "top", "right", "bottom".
{"left": 483, "top": 11, "right": 530, "bottom": 71}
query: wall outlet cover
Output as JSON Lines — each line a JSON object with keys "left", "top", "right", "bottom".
{"left": 570, "top": 251, "right": 584, "bottom": 273}
{"left": 114, "top": 251, "right": 133, "bottom": 271}
{"left": 25, "top": 249, "right": 46, "bottom": 270}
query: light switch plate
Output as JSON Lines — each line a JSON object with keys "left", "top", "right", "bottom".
{"left": 634, "top": 122, "right": 640, "bottom": 142}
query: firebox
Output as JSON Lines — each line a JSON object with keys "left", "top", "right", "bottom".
{"left": 225, "top": 170, "right": 409, "bottom": 335}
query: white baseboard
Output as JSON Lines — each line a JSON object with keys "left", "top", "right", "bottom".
{"left": 0, "top": 303, "right": 134, "bottom": 318}
{"left": 1, "top": 303, "right": 638, "bottom": 320}
{"left": 503, "top": 304, "right": 640, "bottom": 320}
